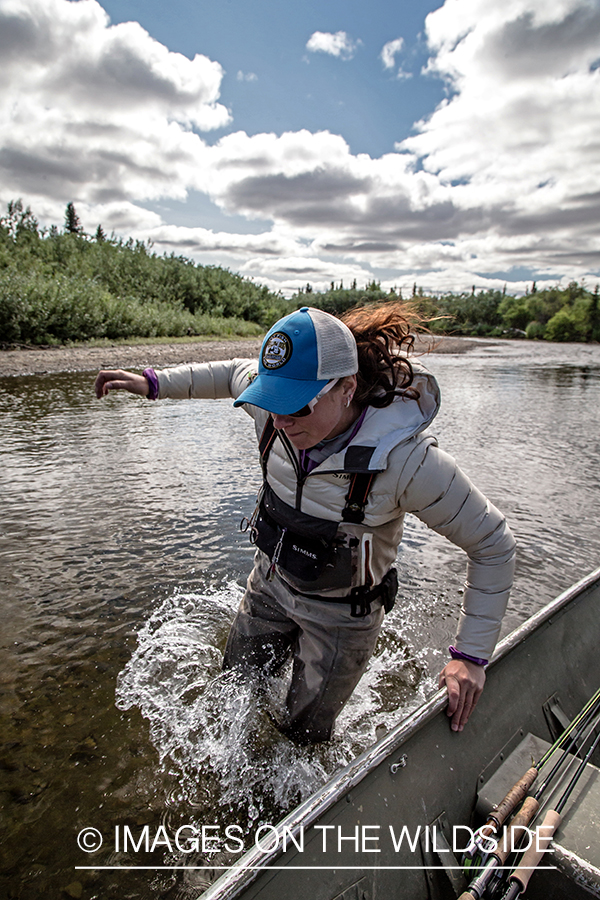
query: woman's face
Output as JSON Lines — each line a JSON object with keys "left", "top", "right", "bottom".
{"left": 271, "top": 376, "right": 357, "bottom": 450}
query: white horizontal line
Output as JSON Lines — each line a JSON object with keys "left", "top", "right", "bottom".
{"left": 75, "top": 865, "right": 558, "bottom": 871}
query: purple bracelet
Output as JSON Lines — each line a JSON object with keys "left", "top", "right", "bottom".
{"left": 143, "top": 367, "right": 159, "bottom": 401}
{"left": 448, "top": 646, "right": 488, "bottom": 667}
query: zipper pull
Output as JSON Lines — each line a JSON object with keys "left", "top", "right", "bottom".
{"left": 267, "top": 527, "right": 287, "bottom": 581}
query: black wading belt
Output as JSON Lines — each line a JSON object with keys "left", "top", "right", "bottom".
{"left": 282, "top": 567, "right": 399, "bottom": 619}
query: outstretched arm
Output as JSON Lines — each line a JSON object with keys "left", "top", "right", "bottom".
{"left": 95, "top": 369, "right": 149, "bottom": 398}
{"left": 95, "top": 358, "right": 259, "bottom": 405}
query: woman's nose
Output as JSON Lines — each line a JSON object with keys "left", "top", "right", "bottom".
{"left": 272, "top": 413, "right": 293, "bottom": 429}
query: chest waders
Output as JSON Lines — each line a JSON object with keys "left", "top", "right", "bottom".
{"left": 241, "top": 416, "right": 398, "bottom": 618}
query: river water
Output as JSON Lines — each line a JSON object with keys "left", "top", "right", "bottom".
{"left": 1, "top": 339, "right": 599, "bottom": 899}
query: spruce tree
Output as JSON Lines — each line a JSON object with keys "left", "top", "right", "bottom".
{"left": 590, "top": 285, "right": 600, "bottom": 342}
{"left": 64, "top": 202, "right": 83, "bottom": 235}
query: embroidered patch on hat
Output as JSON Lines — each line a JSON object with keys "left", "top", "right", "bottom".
{"left": 262, "top": 332, "right": 292, "bottom": 369}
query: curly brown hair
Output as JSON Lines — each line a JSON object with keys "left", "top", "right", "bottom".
{"left": 340, "top": 301, "right": 422, "bottom": 408}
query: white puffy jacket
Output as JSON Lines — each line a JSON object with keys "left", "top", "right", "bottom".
{"left": 157, "top": 358, "right": 516, "bottom": 661}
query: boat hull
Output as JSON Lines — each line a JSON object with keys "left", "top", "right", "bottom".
{"left": 201, "top": 568, "right": 600, "bottom": 900}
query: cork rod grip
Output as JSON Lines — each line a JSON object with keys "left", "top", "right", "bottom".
{"left": 510, "top": 809, "right": 561, "bottom": 890}
{"left": 494, "top": 796, "right": 540, "bottom": 865}
{"left": 489, "top": 766, "right": 538, "bottom": 827}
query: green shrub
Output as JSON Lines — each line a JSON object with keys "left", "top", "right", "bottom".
{"left": 544, "top": 308, "right": 584, "bottom": 342}
{"left": 2, "top": 200, "right": 599, "bottom": 345}
{"left": 498, "top": 296, "right": 530, "bottom": 331}
{"left": 0, "top": 269, "right": 265, "bottom": 344}
{"left": 0, "top": 200, "right": 290, "bottom": 344}
{"left": 525, "top": 321, "right": 546, "bottom": 340}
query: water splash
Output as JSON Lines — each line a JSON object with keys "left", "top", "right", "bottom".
{"left": 116, "top": 586, "right": 334, "bottom": 822}
{"left": 115, "top": 583, "right": 434, "bottom": 837}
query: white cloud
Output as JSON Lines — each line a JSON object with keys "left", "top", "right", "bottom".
{"left": 140, "top": 223, "right": 301, "bottom": 258}
{"left": 2, "top": 0, "right": 600, "bottom": 297}
{"left": 305, "top": 31, "right": 360, "bottom": 60}
{"left": 0, "top": 0, "right": 229, "bottom": 127}
{"left": 237, "top": 70, "right": 258, "bottom": 82}
{"left": 238, "top": 255, "right": 375, "bottom": 295}
{"left": 82, "top": 201, "right": 164, "bottom": 233}
{"left": 408, "top": 0, "right": 600, "bottom": 192}
{"left": 380, "top": 37, "right": 404, "bottom": 70}
{"left": 391, "top": 0, "right": 600, "bottom": 290}
{"left": 0, "top": 0, "right": 227, "bottom": 213}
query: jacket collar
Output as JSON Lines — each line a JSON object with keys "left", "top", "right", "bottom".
{"left": 315, "top": 364, "right": 441, "bottom": 473}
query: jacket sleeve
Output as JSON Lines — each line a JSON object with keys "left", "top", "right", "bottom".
{"left": 398, "top": 442, "right": 516, "bottom": 662}
{"left": 156, "top": 358, "right": 258, "bottom": 402}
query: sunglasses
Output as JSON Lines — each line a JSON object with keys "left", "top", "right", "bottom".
{"left": 289, "top": 403, "right": 313, "bottom": 418}
{"left": 286, "top": 378, "right": 339, "bottom": 418}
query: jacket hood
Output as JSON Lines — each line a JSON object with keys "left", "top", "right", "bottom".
{"left": 316, "top": 361, "right": 441, "bottom": 473}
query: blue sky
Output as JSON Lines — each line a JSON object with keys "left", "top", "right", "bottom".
{"left": 2, "top": 0, "right": 600, "bottom": 295}
{"left": 101, "top": 0, "right": 445, "bottom": 158}
{"left": 99, "top": 0, "right": 448, "bottom": 243}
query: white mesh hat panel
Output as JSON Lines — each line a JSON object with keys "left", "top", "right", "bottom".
{"left": 310, "top": 308, "right": 358, "bottom": 379}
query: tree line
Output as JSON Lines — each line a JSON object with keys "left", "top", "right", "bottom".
{"left": 1, "top": 200, "right": 598, "bottom": 346}
{"left": 0, "top": 200, "right": 290, "bottom": 345}
{"left": 292, "top": 279, "right": 600, "bottom": 343}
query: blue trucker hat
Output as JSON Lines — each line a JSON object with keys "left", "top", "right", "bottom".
{"left": 233, "top": 307, "right": 358, "bottom": 415}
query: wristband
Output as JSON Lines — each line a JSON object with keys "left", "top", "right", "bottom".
{"left": 143, "top": 367, "right": 159, "bottom": 401}
{"left": 449, "top": 645, "right": 488, "bottom": 667}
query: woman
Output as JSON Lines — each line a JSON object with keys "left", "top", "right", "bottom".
{"left": 95, "top": 304, "right": 516, "bottom": 745}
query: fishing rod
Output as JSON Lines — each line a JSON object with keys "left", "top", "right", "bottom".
{"left": 537, "top": 687, "right": 600, "bottom": 771}
{"left": 499, "top": 724, "right": 600, "bottom": 900}
{"left": 532, "top": 695, "right": 600, "bottom": 802}
{"left": 475, "top": 685, "right": 600, "bottom": 841}
{"left": 461, "top": 686, "right": 600, "bottom": 877}
{"left": 456, "top": 797, "right": 540, "bottom": 900}
{"left": 458, "top": 703, "right": 600, "bottom": 900}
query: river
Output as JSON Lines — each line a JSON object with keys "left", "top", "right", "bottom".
{"left": 1, "top": 338, "right": 599, "bottom": 899}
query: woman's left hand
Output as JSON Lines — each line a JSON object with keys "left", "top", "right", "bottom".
{"left": 438, "top": 659, "right": 486, "bottom": 732}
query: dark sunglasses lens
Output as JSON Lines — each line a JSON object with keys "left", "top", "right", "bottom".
{"left": 290, "top": 404, "right": 312, "bottom": 418}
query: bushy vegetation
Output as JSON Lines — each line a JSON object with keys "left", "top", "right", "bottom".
{"left": 0, "top": 200, "right": 291, "bottom": 345}
{"left": 2, "top": 200, "right": 599, "bottom": 345}
{"left": 292, "top": 279, "right": 600, "bottom": 343}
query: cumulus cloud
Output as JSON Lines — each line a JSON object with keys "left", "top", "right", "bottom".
{"left": 238, "top": 255, "right": 375, "bottom": 295}
{"left": 294, "top": 0, "right": 600, "bottom": 288}
{"left": 393, "top": 0, "right": 600, "bottom": 282}
{"left": 0, "top": 0, "right": 227, "bottom": 215}
{"left": 2, "top": 0, "right": 600, "bottom": 296}
{"left": 380, "top": 37, "right": 404, "bottom": 70}
{"left": 141, "top": 223, "right": 301, "bottom": 258}
{"left": 380, "top": 37, "right": 412, "bottom": 80}
{"left": 82, "top": 201, "right": 164, "bottom": 233}
{"left": 408, "top": 0, "right": 600, "bottom": 185}
{"left": 305, "top": 31, "right": 360, "bottom": 60}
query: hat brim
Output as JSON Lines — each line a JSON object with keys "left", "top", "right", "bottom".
{"left": 233, "top": 373, "right": 329, "bottom": 415}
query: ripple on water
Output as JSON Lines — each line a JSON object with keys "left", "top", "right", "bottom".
{"left": 2, "top": 345, "right": 600, "bottom": 897}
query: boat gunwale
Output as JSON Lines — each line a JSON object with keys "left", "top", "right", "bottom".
{"left": 199, "top": 565, "right": 600, "bottom": 900}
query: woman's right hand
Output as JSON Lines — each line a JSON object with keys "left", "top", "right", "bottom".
{"left": 95, "top": 369, "right": 149, "bottom": 399}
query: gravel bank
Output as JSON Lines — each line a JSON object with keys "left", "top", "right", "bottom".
{"left": 0, "top": 334, "right": 487, "bottom": 377}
